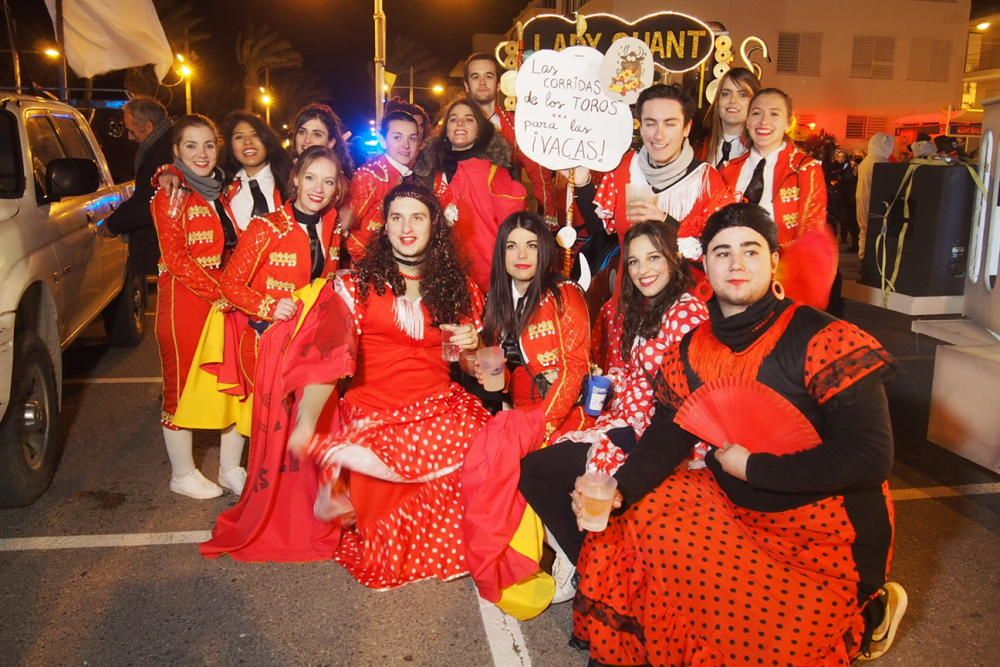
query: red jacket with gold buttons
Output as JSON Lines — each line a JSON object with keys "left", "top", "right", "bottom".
{"left": 508, "top": 281, "right": 592, "bottom": 441}
{"left": 220, "top": 202, "right": 342, "bottom": 320}
{"left": 346, "top": 154, "right": 406, "bottom": 262}
{"left": 719, "top": 143, "right": 837, "bottom": 309}
{"left": 152, "top": 169, "right": 229, "bottom": 304}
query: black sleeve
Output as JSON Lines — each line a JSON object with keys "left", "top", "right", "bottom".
{"left": 745, "top": 377, "right": 894, "bottom": 494}
{"left": 613, "top": 401, "right": 697, "bottom": 507}
{"left": 572, "top": 182, "right": 604, "bottom": 237}
{"left": 106, "top": 162, "right": 157, "bottom": 235}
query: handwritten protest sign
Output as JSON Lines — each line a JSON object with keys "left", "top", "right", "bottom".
{"left": 515, "top": 46, "right": 633, "bottom": 172}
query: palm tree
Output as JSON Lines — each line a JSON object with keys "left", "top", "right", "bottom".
{"left": 236, "top": 24, "right": 303, "bottom": 111}
{"left": 368, "top": 35, "right": 442, "bottom": 101}
{"left": 272, "top": 70, "right": 334, "bottom": 125}
{"left": 124, "top": 0, "right": 209, "bottom": 100}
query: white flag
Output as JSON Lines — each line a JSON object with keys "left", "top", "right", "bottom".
{"left": 45, "top": 0, "right": 173, "bottom": 81}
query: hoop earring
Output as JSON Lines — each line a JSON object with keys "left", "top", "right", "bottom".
{"left": 771, "top": 280, "right": 786, "bottom": 301}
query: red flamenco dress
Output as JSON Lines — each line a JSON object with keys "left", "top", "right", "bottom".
{"left": 587, "top": 151, "right": 736, "bottom": 370}
{"left": 574, "top": 297, "right": 897, "bottom": 666}
{"left": 199, "top": 281, "right": 356, "bottom": 562}
{"left": 308, "top": 274, "right": 490, "bottom": 590}
{"left": 462, "top": 282, "right": 592, "bottom": 620}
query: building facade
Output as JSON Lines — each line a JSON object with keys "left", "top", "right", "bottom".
{"left": 496, "top": 0, "right": 972, "bottom": 150}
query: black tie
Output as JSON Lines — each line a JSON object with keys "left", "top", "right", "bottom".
{"left": 744, "top": 158, "right": 767, "bottom": 205}
{"left": 501, "top": 298, "right": 527, "bottom": 368}
{"left": 717, "top": 140, "right": 732, "bottom": 169}
{"left": 213, "top": 200, "right": 239, "bottom": 250}
{"left": 247, "top": 179, "right": 269, "bottom": 217}
{"left": 303, "top": 221, "right": 324, "bottom": 280}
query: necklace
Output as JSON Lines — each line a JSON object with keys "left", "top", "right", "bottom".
{"left": 399, "top": 270, "right": 423, "bottom": 281}
{"left": 393, "top": 254, "right": 425, "bottom": 267}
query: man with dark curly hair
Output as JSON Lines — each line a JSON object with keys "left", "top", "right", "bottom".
{"left": 298, "top": 183, "right": 491, "bottom": 590}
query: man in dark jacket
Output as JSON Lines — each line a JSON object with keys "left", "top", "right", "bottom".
{"left": 106, "top": 97, "right": 173, "bottom": 277}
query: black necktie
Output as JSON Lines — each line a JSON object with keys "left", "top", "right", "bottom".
{"left": 303, "top": 220, "right": 324, "bottom": 280}
{"left": 213, "top": 200, "right": 239, "bottom": 250}
{"left": 247, "top": 179, "right": 269, "bottom": 217}
{"left": 501, "top": 297, "right": 527, "bottom": 367}
{"left": 744, "top": 158, "right": 767, "bottom": 205}
{"left": 717, "top": 140, "right": 732, "bottom": 169}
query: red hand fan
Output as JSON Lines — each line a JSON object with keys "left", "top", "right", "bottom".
{"left": 674, "top": 378, "right": 820, "bottom": 455}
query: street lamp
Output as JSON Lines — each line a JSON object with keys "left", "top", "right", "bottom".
{"left": 42, "top": 47, "right": 60, "bottom": 59}
{"left": 259, "top": 86, "right": 274, "bottom": 126}
{"left": 374, "top": 0, "right": 386, "bottom": 126}
{"left": 176, "top": 53, "right": 193, "bottom": 114}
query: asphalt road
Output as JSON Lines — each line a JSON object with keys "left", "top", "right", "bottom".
{"left": 0, "top": 294, "right": 998, "bottom": 666}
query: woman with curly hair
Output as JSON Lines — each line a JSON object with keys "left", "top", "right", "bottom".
{"left": 297, "top": 183, "right": 490, "bottom": 589}
{"left": 413, "top": 98, "right": 526, "bottom": 291}
{"left": 462, "top": 212, "right": 593, "bottom": 620}
{"left": 518, "top": 220, "right": 708, "bottom": 594}
{"left": 218, "top": 110, "right": 294, "bottom": 230}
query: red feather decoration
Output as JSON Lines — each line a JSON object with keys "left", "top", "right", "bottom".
{"left": 674, "top": 378, "right": 820, "bottom": 455}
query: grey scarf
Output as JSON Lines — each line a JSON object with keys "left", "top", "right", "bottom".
{"left": 134, "top": 119, "right": 171, "bottom": 172}
{"left": 637, "top": 140, "right": 695, "bottom": 192}
{"left": 173, "top": 159, "right": 223, "bottom": 201}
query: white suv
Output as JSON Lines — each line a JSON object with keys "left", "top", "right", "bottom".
{"left": 0, "top": 95, "right": 145, "bottom": 507}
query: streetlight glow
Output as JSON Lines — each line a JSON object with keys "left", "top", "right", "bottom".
{"left": 260, "top": 93, "right": 272, "bottom": 106}
{"left": 178, "top": 63, "right": 192, "bottom": 78}
{"left": 977, "top": 21, "right": 991, "bottom": 31}
{"left": 176, "top": 53, "right": 185, "bottom": 63}
{"left": 43, "top": 48, "right": 60, "bottom": 58}
{"left": 432, "top": 84, "right": 445, "bottom": 95}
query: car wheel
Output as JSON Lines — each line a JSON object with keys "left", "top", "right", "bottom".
{"left": 0, "top": 333, "right": 61, "bottom": 508}
{"left": 103, "top": 267, "right": 146, "bottom": 347}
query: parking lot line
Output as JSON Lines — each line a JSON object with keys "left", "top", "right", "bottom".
{"left": 891, "top": 482, "right": 1000, "bottom": 501}
{"left": 64, "top": 377, "right": 162, "bottom": 384}
{"left": 476, "top": 593, "right": 532, "bottom": 667}
{"left": 0, "top": 530, "right": 211, "bottom": 551}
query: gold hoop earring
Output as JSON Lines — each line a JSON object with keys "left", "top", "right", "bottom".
{"left": 771, "top": 280, "right": 785, "bottom": 300}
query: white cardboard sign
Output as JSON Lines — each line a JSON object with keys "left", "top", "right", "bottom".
{"left": 514, "top": 46, "right": 633, "bottom": 172}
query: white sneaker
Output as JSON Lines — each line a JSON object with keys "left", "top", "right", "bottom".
{"left": 218, "top": 466, "right": 247, "bottom": 496}
{"left": 551, "top": 550, "right": 577, "bottom": 604}
{"left": 169, "top": 469, "right": 224, "bottom": 499}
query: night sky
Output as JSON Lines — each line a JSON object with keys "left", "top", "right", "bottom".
{"left": 6, "top": 0, "right": 529, "bottom": 134}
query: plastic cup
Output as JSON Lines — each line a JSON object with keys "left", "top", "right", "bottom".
{"left": 583, "top": 375, "right": 613, "bottom": 416}
{"left": 625, "top": 181, "right": 655, "bottom": 206}
{"left": 476, "top": 345, "right": 506, "bottom": 392}
{"left": 441, "top": 325, "right": 461, "bottom": 362}
{"left": 458, "top": 349, "right": 477, "bottom": 375}
{"left": 166, "top": 186, "right": 190, "bottom": 219}
{"left": 578, "top": 471, "right": 618, "bottom": 532}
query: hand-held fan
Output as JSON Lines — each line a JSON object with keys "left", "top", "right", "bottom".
{"left": 674, "top": 378, "right": 821, "bottom": 455}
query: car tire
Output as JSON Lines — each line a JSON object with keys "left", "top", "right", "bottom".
{"left": 103, "top": 266, "right": 146, "bottom": 347}
{"left": 0, "top": 333, "right": 61, "bottom": 508}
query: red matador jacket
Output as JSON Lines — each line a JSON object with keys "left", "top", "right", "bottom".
{"left": 595, "top": 150, "right": 734, "bottom": 256}
{"left": 153, "top": 166, "right": 229, "bottom": 304}
{"left": 495, "top": 106, "right": 558, "bottom": 222}
{"left": 431, "top": 161, "right": 527, "bottom": 293}
{"left": 720, "top": 143, "right": 837, "bottom": 309}
{"left": 509, "top": 282, "right": 592, "bottom": 441}
{"left": 346, "top": 154, "right": 406, "bottom": 262}
{"left": 220, "top": 202, "right": 342, "bottom": 321}
{"left": 218, "top": 175, "right": 284, "bottom": 229}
